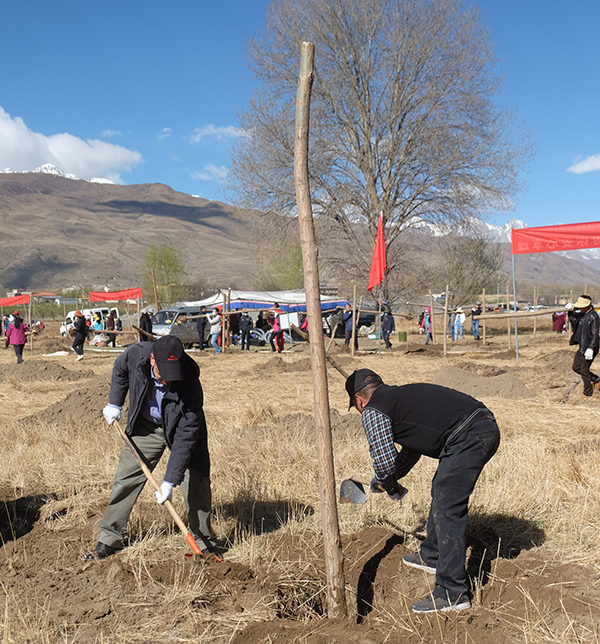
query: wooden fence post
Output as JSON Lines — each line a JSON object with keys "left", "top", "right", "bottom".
{"left": 482, "top": 289, "right": 486, "bottom": 345}
{"left": 152, "top": 268, "right": 161, "bottom": 312}
{"left": 506, "top": 286, "right": 511, "bottom": 349}
{"left": 351, "top": 283, "right": 357, "bottom": 357}
{"left": 443, "top": 284, "right": 448, "bottom": 356}
{"left": 294, "top": 41, "right": 347, "bottom": 618}
{"left": 533, "top": 285, "right": 538, "bottom": 338}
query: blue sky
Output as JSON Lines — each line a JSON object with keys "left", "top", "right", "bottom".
{"left": 1, "top": 1, "right": 598, "bottom": 227}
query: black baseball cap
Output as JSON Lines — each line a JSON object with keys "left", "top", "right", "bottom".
{"left": 345, "top": 369, "right": 383, "bottom": 410}
{"left": 152, "top": 335, "right": 186, "bottom": 381}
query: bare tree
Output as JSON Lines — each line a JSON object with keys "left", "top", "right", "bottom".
{"left": 416, "top": 235, "right": 506, "bottom": 306}
{"left": 229, "top": 0, "right": 532, "bottom": 292}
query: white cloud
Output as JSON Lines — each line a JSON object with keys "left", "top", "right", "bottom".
{"left": 101, "top": 129, "right": 122, "bottom": 138}
{"left": 567, "top": 154, "right": 600, "bottom": 174}
{"left": 158, "top": 127, "right": 172, "bottom": 140}
{"left": 190, "top": 164, "right": 229, "bottom": 182}
{"left": 188, "top": 124, "right": 247, "bottom": 143}
{"left": 0, "top": 106, "right": 142, "bottom": 182}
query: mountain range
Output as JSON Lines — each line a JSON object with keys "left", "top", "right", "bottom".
{"left": 1, "top": 165, "right": 600, "bottom": 294}
{"left": 0, "top": 170, "right": 257, "bottom": 292}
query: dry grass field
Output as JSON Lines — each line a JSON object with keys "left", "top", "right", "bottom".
{"left": 1, "top": 317, "right": 600, "bottom": 643}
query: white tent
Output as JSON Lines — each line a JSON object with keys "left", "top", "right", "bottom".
{"left": 177, "top": 289, "right": 347, "bottom": 313}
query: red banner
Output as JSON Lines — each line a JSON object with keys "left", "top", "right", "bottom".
{"left": 512, "top": 222, "right": 600, "bottom": 255}
{"left": 0, "top": 294, "right": 31, "bottom": 307}
{"left": 88, "top": 288, "right": 142, "bottom": 302}
{"left": 368, "top": 213, "right": 387, "bottom": 292}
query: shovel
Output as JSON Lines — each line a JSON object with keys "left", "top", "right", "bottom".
{"left": 339, "top": 475, "right": 408, "bottom": 504}
{"left": 112, "top": 420, "right": 222, "bottom": 562}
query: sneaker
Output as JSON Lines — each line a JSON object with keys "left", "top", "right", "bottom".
{"left": 76, "top": 354, "right": 84, "bottom": 361}
{"left": 85, "top": 541, "right": 122, "bottom": 561}
{"left": 411, "top": 593, "right": 471, "bottom": 613}
{"left": 403, "top": 552, "right": 436, "bottom": 574}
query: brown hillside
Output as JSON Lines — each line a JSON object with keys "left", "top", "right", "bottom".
{"left": 0, "top": 174, "right": 257, "bottom": 291}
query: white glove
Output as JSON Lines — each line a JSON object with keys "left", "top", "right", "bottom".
{"left": 585, "top": 348, "right": 594, "bottom": 361}
{"left": 154, "top": 481, "right": 174, "bottom": 505}
{"left": 103, "top": 404, "right": 121, "bottom": 425}
{"left": 388, "top": 486, "right": 409, "bottom": 502}
{"left": 369, "top": 477, "right": 385, "bottom": 493}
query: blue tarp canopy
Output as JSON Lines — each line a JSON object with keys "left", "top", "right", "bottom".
{"left": 178, "top": 289, "right": 347, "bottom": 313}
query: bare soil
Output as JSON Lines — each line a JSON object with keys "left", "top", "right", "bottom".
{"left": 2, "top": 327, "right": 600, "bottom": 643}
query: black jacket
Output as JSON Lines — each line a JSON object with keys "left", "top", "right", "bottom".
{"left": 108, "top": 342, "right": 209, "bottom": 484}
{"left": 364, "top": 383, "right": 487, "bottom": 459}
{"left": 196, "top": 315, "right": 207, "bottom": 335}
{"left": 73, "top": 316, "right": 88, "bottom": 341}
{"left": 139, "top": 312, "right": 153, "bottom": 338}
{"left": 240, "top": 315, "right": 253, "bottom": 332}
{"left": 575, "top": 307, "right": 600, "bottom": 355}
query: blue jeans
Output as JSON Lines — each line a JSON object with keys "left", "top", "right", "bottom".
{"left": 211, "top": 333, "right": 221, "bottom": 354}
{"left": 456, "top": 321, "right": 464, "bottom": 339}
{"left": 471, "top": 319, "right": 479, "bottom": 339}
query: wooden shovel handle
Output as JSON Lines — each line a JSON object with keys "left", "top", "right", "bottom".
{"left": 112, "top": 420, "right": 202, "bottom": 555}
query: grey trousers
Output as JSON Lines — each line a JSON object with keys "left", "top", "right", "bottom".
{"left": 99, "top": 417, "right": 214, "bottom": 550}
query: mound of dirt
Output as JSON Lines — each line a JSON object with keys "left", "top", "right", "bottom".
{"left": 0, "top": 360, "right": 94, "bottom": 382}
{"left": 258, "top": 355, "right": 355, "bottom": 374}
{"left": 455, "top": 362, "right": 506, "bottom": 378}
{"left": 33, "top": 336, "right": 73, "bottom": 353}
{"left": 432, "top": 365, "right": 535, "bottom": 399}
{"left": 536, "top": 348, "right": 574, "bottom": 370}
{"left": 486, "top": 349, "right": 517, "bottom": 359}
{"left": 18, "top": 374, "right": 119, "bottom": 429}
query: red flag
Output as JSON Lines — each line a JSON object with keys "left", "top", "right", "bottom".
{"left": 367, "top": 213, "right": 386, "bottom": 292}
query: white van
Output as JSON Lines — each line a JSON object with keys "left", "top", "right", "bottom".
{"left": 60, "top": 307, "right": 121, "bottom": 336}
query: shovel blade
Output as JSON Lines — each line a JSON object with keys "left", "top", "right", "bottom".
{"left": 339, "top": 478, "right": 367, "bottom": 504}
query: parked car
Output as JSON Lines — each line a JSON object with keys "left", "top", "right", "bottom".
{"left": 151, "top": 306, "right": 204, "bottom": 347}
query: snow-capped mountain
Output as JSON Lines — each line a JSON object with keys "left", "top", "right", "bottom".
{"left": 0, "top": 163, "right": 114, "bottom": 185}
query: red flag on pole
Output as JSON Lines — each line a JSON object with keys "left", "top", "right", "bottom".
{"left": 367, "top": 213, "right": 386, "bottom": 292}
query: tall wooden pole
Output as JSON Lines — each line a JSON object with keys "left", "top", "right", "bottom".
{"left": 443, "top": 285, "right": 448, "bottom": 357}
{"left": 152, "top": 268, "right": 161, "bottom": 312}
{"left": 482, "top": 289, "right": 486, "bottom": 345}
{"left": 506, "top": 286, "right": 511, "bottom": 349}
{"left": 533, "top": 286, "right": 538, "bottom": 338}
{"left": 294, "top": 41, "right": 347, "bottom": 618}
{"left": 428, "top": 290, "right": 435, "bottom": 344}
{"left": 351, "top": 284, "right": 357, "bottom": 357}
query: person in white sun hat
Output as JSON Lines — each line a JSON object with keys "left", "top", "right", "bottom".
{"left": 570, "top": 295, "right": 600, "bottom": 398}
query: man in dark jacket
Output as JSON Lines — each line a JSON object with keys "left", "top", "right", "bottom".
{"left": 86, "top": 335, "right": 217, "bottom": 560}
{"left": 345, "top": 369, "right": 500, "bottom": 613}
{"left": 571, "top": 295, "right": 600, "bottom": 398}
{"left": 196, "top": 306, "right": 207, "bottom": 350}
{"left": 381, "top": 309, "right": 395, "bottom": 349}
{"left": 239, "top": 312, "right": 253, "bottom": 351}
{"left": 72, "top": 310, "right": 87, "bottom": 361}
{"left": 106, "top": 310, "right": 116, "bottom": 347}
{"left": 138, "top": 311, "right": 153, "bottom": 342}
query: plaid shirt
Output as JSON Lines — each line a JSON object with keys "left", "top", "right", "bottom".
{"left": 362, "top": 407, "right": 421, "bottom": 493}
